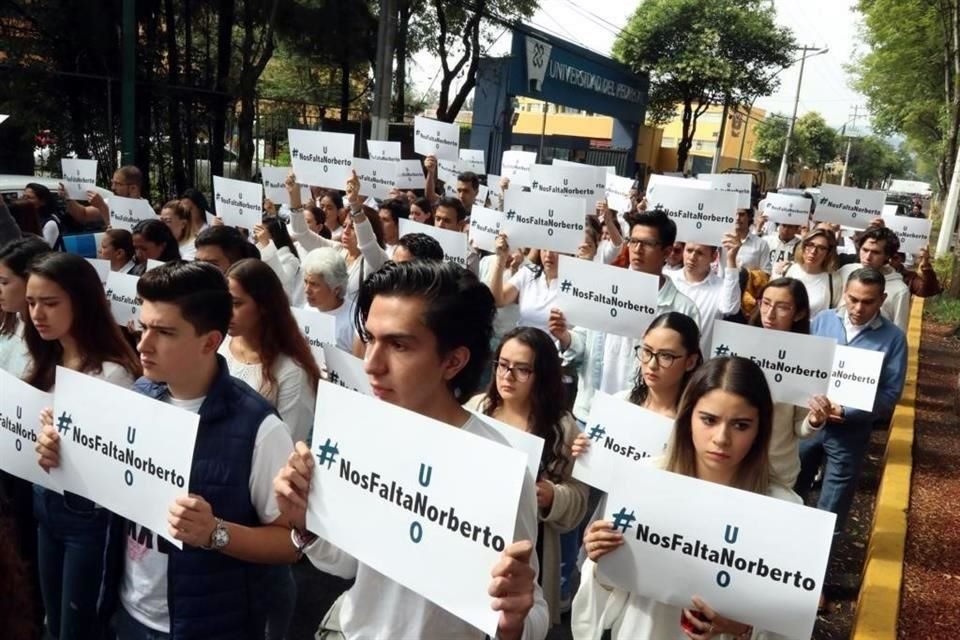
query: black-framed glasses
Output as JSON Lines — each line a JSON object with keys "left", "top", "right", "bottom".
{"left": 495, "top": 360, "right": 533, "bottom": 382}
{"left": 634, "top": 345, "right": 682, "bottom": 369}
{"left": 626, "top": 238, "right": 662, "bottom": 251}
{"left": 803, "top": 241, "right": 829, "bottom": 254}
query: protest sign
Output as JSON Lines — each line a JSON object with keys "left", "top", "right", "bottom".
{"left": 0, "top": 369, "right": 60, "bottom": 492}
{"left": 530, "top": 163, "right": 596, "bottom": 213}
{"left": 413, "top": 115, "right": 460, "bottom": 160}
{"left": 813, "top": 185, "right": 885, "bottom": 229}
{"left": 289, "top": 129, "right": 355, "bottom": 189}
{"left": 468, "top": 205, "right": 503, "bottom": 254}
{"left": 260, "top": 166, "right": 309, "bottom": 207}
{"left": 51, "top": 366, "right": 199, "bottom": 547}
{"left": 396, "top": 160, "right": 425, "bottom": 190}
{"left": 291, "top": 305, "right": 337, "bottom": 365}
{"left": 486, "top": 174, "right": 503, "bottom": 208}
{"left": 887, "top": 179, "right": 930, "bottom": 195}
{"left": 146, "top": 259, "right": 164, "bottom": 272}
{"left": 85, "top": 258, "right": 110, "bottom": 286}
{"left": 763, "top": 193, "right": 812, "bottom": 226}
{"left": 109, "top": 195, "right": 156, "bottom": 232}
{"left": 827, "top": 345, "right": 884, "bottom": 412}
{"left": 477, "top": 184, "right": 490, "bottom": 207}
{"left": 646, "top": 174, "right": 711, "bottom": 193}
{"left": 646, "top": 184, "right": 738, "bottom": 245}
{"left": 882, "top": 214, "right": 932, "bottom": 255}
{"left": 437, "top": 158, "right": 463, "bottom": 186}
{"left": 105, "top": 271, "right": 142, "bottom": 326}
{"left": 459, "top": 149, "right": 486, "bottom": 175}
{"left": 571, "top": 391, "right": 673, "bottom": 492}
{"left": 552, "top": 159, "right": 613, "bottom": 195}
{"left": 212, "top": 176, "right": 263, "bottom": 229}
{"left": 501, "top": 190, "right": 585, "bottom": 255}
{"left": 501, "top": 150, "right": 537, "bottom": 188}
{"left": 599, "top": 466, "right": 835, "bottom": 640}
{"left": 881, "top": 204, "right": 899, "bottom": 217}
{"left": 399, "top": 218, "right": 470, "bottom": 268}
{"left": 557, "top": 256, "right": 658, "bottom": 338}
{"left": 306, "top": 382, "right": 527, "bottom": 636}
{"left": 710, "top": 321, "right": 836, "bottom": 406}
{"left": 367, "top": 140, "right": 402, "bottom": 163}
{"left": 353, "top": 158, "right": 398, "bottom": 200}
{"left": 321, "top": 343, "right": 373, "bottom": 396}
{"left": 61, "top": 158, "right": 97, "bottom": 200}
{"left": 698, "top": 173, "right": 753, "bottom": 209}
{"left": 605, "top": 173, "right": 635, "bottom": 213}
{"left": 470, "top": 412, "right": 545, "bottom": 483}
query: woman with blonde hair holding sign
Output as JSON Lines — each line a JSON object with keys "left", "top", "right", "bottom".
{"left": 572, "top": 357, "right": 800, "bottom": 640}
{"left": 782, "top": 228, "right": 842, "bottom": 317}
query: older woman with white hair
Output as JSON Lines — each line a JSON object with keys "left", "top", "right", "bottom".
{"left": 302, "top": 246, "right": 356, "bottom": 352}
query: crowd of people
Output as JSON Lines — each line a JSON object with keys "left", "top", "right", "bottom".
{"left": 0, "top": 153, "right": 932, "bottom": 640}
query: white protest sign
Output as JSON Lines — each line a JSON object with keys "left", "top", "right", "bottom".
{"left": 468, "top": 205, "right": 503, "bottom": 254}
{"left": 502, "top": 190, "right": 586, "bottom": 255}
{"left": 477, "top": 184, "right": 490, "bottom": 207}
{"left": 398, "top": 218, "right": 469, "bottom": 269}
{"left": 306, "top": 382, "right": 526, "bottom": 636}
{"left": 530, "top": 163, "right": 596, "bottom": 213}
{"left": 470, "top": 412, "right": 545, "bottom": 483}
{"left": 646, "top": 174, "right": 711, "bottom": 193}
{"left": 501, "top": 150, "right": 537, "bottom": 188}
{"left": 105, "top": 271, "right": 142, "bottom": 326}
{"left": 883, "top": 215, "right": 932, "bottom": 255}
{"left": 109, "top": 195, "right": 156, "bottom": 232}
{"left": 261, "top": 167, "right": 309, "bottom": 206}
{"left": 321, "top": 343, "right": 373, "bottom": 396}
{"left": 763, "top": 193, "right": 812, "bottom": 226}
{"left": 710, "top": 320, "right": 835, "bottom": 406}
{"left": 51, "top": 367, "right": 199, "bottom": 548}
{"left": 437, "top": 158, "right": 463, "bottom": 186}
{"left": 353, "top": 158, "right": 398, "bottom": 200}
{"left": 646, "top": 184, "right": 738, "bottom": 245}
{"left": 571, "top": 391, "right": 673, "bottom": 492}
{"left": 0, "top": 369, "right": 60, "bottom": 492}
{"left": 85, "top": 258, "right": 110, "bottom": 286}
{"left": 599, "top": 467, "right": 835, "bottom": 640}
{"left": 605, "top": 174, "right": 635, "bottom": 214}
{"left": 553, "top": 159, "right": 615, "bottom": 195}
{"left": 212, "top": 176, "right": 263, "bottom": 228}
{"left": 888, "top": 179, "right": 930, "bottom": 195}
{"left": 396, "top": 160, "right": 425, "bottom": 190}
{"left": 413, "top": 115, "right": 460, "bottom": 161}
{"left": 289, "top": 129, "right": 355, "bottom": 189}
{"left": 813, "top": 184, "right": 885, "bottom": 229}
{"left": 882, "top": 204, "right": 899, "bottom": 217}
{"left": 699, "top": 173, "right": 753, "bottom": 209}
{"left": 291, "top": 305, "right": 337, "bottom": 366}
{"left": 459, "top": 149, "right": 486, "bottom": 174}
{"left": 367, "top": 140, "right": 401, "bottom": 163}
{"left": 61, "top": 158, "right": 97, "bottom": 200}
{"left": 557, "top": 256, "right": 658, "bottom": 338}
{"left": 146, "top": 259, "right": 165, "bottom": 272}
{"left": 486, "top": 175, "right": 503, "bottom": 209}
{"left": 827, "top": 345, "right": 884, "bottom": 412}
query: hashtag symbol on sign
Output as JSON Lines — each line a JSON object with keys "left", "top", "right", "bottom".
{"left": 714, "top": 343, "right": 730, "bottom": 357}
{"left": 587, "top": 424, "right": 606, "bottom": 441}
{"left": 315, "top": 438, "right": 340, "bottom": 469}
{"left": 56, "top": 412, "right": 73, "bottom": 436}
{"left": 611, "top": 508, "right": 636, "bottom": 534}
{"left": 560, "top": 280, "right": 572, "bottom": 293}
{"left": 505, "top": 210, "right": 516, "bottom": 221}
{"left": 329, "top": 371, "right": 340, "bottom": 385}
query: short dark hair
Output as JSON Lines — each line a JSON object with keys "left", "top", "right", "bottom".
{"left": 137, "top": 260, "right": 232, "bottom": 336}
{"left": 396, "top": 233, "right": 444, "bottom": 261}
{"left": 104, "top": 229, "right": 135, "bottom": 262}
{"left": 355, "top": 260, "right": 495, "bottom": 399}
{"left": 847, "top": 266, "right": 886, "bottom": 293}
{"left": 748, "top": 277, "right": 811, "bottom": 334}
{"left": 436, "top": 196, "right": 467, "bottom": 222}
{"left": 378, "top": 198, "right": 410, "bottom": 225}
{"left": 116, "top": 165, "right": 143, "bottom": 190}
{"left": 194, "top": 225, "right": 252, "bottom": 265}
{"left": 263, "top": 216, "right": 298, "bottom": 259}
{"left": 456, "top": 172, "right": 480, "bottom": 191}
{"left": 320, "top": 190, "right": 344, "bottom": 210}
{"left": 133, "top": 219, "right": 181, "bottom": 262}
{"left": 630, "top": 208, "right": 677, "bottom": 247}
{"left": 180, "top": 188, "right": 209, "bottom": 215}
{"left": 856, "top": 227, "right": 900, "bottom": 257}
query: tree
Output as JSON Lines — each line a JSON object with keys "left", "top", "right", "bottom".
{"left": 752, "top": 114, "right": 802, "bottom": 175}
{"left": 613, "top": 0, "right": 795, "bottom": 173}
{"left": 795, "top": 112, "right": 840, "bottom": 184}
{"left": 845, "top": 136, "right": 912, "bottom": 188}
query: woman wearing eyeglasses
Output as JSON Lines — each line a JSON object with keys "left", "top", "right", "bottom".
{"left": 782, "top": 228, "right": 842, "bottom": 317}
{"left": 465, "top": 326, "right": 588, "bottom": 628}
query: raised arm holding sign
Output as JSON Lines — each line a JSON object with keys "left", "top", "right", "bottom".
{"left": 413, "top": 115, "right": 460, "bottom": 160}
{"left": 646, "top": 184, "right": 738, "bottom": 246}
{"left": 501, "top": 189, "right": 586, "bottom": 255}
{"left": 289, "top": 129, "right": 355, "bottom": 189}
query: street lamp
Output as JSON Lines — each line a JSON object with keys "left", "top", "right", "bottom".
{"left": 776, "top": 46, "right": 829, "bottom": 188}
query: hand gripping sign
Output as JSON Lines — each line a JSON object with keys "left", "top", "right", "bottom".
{"left": 501, "top": 189, "right": 586, "bottom": 255}
{"left": 413, "top": 115, "right": 460, "bottom": 161}
{"left": 352, "top": 158, "right": 399, "bottom": 200}
{"left": 51, "top": 367, "right": 199, "bottom": 548}
{"left": 105, "top": 270, "right": 143, "bottom": 327}
{"left": 812, "top": 184, "right": 885, "bottom": 230}
{"left": 398, "top": 218, "right": 470, "bottom": 269}
{"left": 557, "top": 255, "right": 659, "bottom": 338}
{"left": 881, "top": 214, "right": 932, "bottom": 256}
{"left": 212, "top": 176, "right": 264, "bottom": 228}
{"left": 646, "top": 183, "right": 738, "bottom": 245}
{"left": 468, "top": 205, "right": 503, "bottom": 254}
{"left": 306, "top": 382, "right": 527, "bottom": 636}
{"left": 827, "top": 344, "right": 885, "bottom": 412}
{"left": 0, "top": 369, "right": 61, "bottom": 492}
{"left": 260, "top": 166, "right": 311, "bottom": 207}
{"left": 598, "top": 465, "right": 835, "bottom": 639}
{"left": 109, "top": 195, "right": 156, "bottom": 232}
{"left": 288, "top": 129, "right": 355, "bottom": 189}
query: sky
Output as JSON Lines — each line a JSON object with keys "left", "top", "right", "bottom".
{"left": 409, "top": 0, "right": 869, "bottom": 131}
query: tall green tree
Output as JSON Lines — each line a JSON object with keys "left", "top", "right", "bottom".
{"left": 846, "top": 135, "right": 912, "bottom": 188}
{"left": 795, "top": 112, "right": 840, "bottom": 184}
{"left": 752, "top": 114, "right": 804, "bottom": 175}
{"left": 613, "top": 0, "right": 795, "bottom": 172}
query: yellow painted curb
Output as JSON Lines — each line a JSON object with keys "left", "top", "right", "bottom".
{"left": 850, "top": 297, "right": 924, "bottom": 640}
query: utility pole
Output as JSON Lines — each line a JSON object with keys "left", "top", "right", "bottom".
{"left": 776, "top": 45, "right": 829, "bottom": 188}
{"left": 121, "top": 0, "right": 135, "bottom": 166}
{"left": 711, "top": 100, "right": 730, "bottom": 173}
{"left": 538, "top": 100, "right": 549, "bottom": 162}
{"left": 370, "top": 0, "right": 398, "bottom": 143}
{"left": 840, "top": 105, "right": 862, "bottom": 187}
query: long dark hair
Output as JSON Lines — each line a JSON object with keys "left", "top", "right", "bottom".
{"left": 629, "top": 312, "right": 702, "bottom": 406}
{"left": 748, "top": 277, "right": 811, "bottom": 334}
{"left": 8, "top": 200, "right": 42, "bottom": 236}
{"left": 23, "top": 253, "right": 141, "bottom": 391}
{"left": 225, "top": 259, "right": 320, "bottom": 400}
{"left": 0, "top": 236, "right": 51, "bottom": 336}
{"left": 133, "top": 219, "right": 181, "bottom": 262}
{"left": 263, "top": 216, "right": 299, "bottom": 259}
{"left": 666, "top": 357, "right": 774, "bottom": 494}
{"left": 480, "top": 327, "right": 571, "bottom": 482}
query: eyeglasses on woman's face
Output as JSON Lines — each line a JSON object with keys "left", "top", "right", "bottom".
{"left": 494, "top": 359, "right": 533, "bottom": 382}
{"left": 634, "top": 345, "right": 683, "bottom": 369}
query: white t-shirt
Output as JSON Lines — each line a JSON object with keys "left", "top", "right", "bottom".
{"left": 784, "top": 264, "right": 840, "bottom": 318}
{"left": 508, "top": 265, "right": 559, "bottom": 334}
{"left": 42, "top": 218, "right": 60, "bottom": 248}
{"left": 178, "top": 239, "right": 197, "bottom": 261}
{"left": 119, "top": 395, "right": 293, "bottom": 632}
{"left": 329, "top": 298, "right": 357, "bottom": 353}
{"left": 0, "top": 321, "right": 29, "bottom": 379}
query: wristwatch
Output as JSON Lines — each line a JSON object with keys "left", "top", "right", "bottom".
{"left": 202, "top": 518, "right": 230, "bottom": 550}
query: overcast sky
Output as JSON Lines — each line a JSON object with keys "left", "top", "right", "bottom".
{"left": 409, "top": 0, "right": 869, "bottom": 131}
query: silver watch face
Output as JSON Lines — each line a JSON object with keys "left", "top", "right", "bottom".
{"left": 212, "top": 523, "right": 230, "bottom": 549}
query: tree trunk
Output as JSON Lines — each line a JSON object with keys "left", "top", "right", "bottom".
{"left": 165, "top": 0, "right": 187, "bottom": 195}
{"left": 341, "top": 59, "right": 351, "bottom": 124}
{"left": 393, "top": 0, "right": 410, "bottom": 120}
{"left": 184, "top": 0, "right": 196, "bottom": 188}
{"left": 676, "top": 101, "right": 694, "bottom": 173}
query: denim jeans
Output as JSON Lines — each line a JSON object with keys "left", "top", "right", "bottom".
{"left": 795, "top": 418, "right": 875, "bottom": 539}
{"left": 265, "top": 564, "right": 296, "bottom": 640}
{"left": 112, "top": 605, "right": 170, "bottom": 640}
{"left": 33, "top": 487, "right": 110, "bottom": 640}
